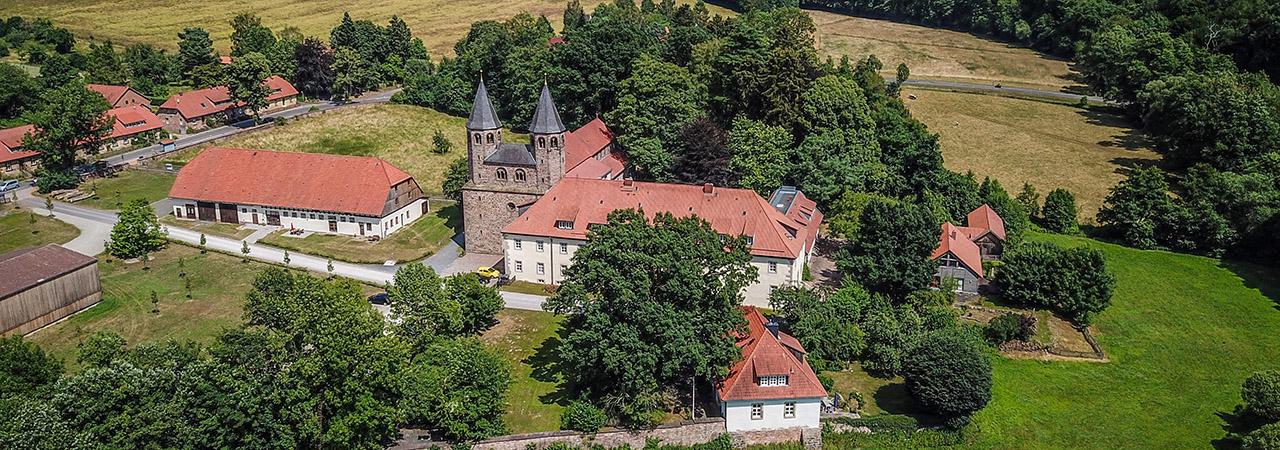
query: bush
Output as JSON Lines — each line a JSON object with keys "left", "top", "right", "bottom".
{"left": 996, "top": 241, "right": 1115, "bottom": 327}
{"left": 1244, "top": 422, "right": 1280, "bottom": 450}
{"left": 560, "top": 400, "right": 607, "bottom": 433}
{"left": 34, "top": 168, "right": 78, "bottom": 193}
{"left": 432, "top": 129, "right": 453, "bottom": 154}
{"left": 817, "top": 372, "right": 835, "bottom": 392}
{"left": 902, "top": 331, "right": 992, "bottom": 428}
{"left": 833, "top": 414, "right": 919, "bottom": 432}
{"left": 984, "top": 313, "right": 1035, "bottom": 345}
{"left": 1244, "top": 370, "right": 1280, "bottom": 423}
{"left": 1041, "top": 188, "right": 1079, "bottom": 233}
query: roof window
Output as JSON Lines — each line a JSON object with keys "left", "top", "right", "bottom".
{"left": 555, "top": 220, "right": 574, "bottom": 230}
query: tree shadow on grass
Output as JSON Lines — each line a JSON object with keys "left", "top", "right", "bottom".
{"left": 871, "top": 381, "right": 945, "bottom": 426}
{"left": 1211, "top": 406, "right": 1269, "bottom": 450}
{"left": 1220, "top": 259, "right": 1280, "bottom": 312}
{"left": 525, "top": 331, "right": 576, "bottom": 407}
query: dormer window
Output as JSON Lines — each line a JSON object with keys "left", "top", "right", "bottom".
{"left": 744, "top": 235, "right": 754, "bottom": 247}
{"left": 555, "top": 220, "right": 574, "bottom": 230}
{"left": 758, "top": 375, "right": 789, "bottom": 387}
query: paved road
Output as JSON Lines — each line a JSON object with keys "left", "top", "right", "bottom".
{"left": 18, "top": 191, "right": 547, "bottom": 312}
{"left": 901, "top": 79, "right": 1111, "bottom": 104}
{"left": 101, "top": 87, "right": 403, "bottom": 168}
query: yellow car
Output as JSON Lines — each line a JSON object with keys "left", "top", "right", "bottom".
{"left": 475, "top": 266, "right": 501, "bottom": 279}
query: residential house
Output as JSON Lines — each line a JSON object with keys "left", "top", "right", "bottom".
{"left": 102, "top": 105, "right": 165, "bottom": 152}
{"left": 501, "top": 179, "right": 822, "bottom": 306}
{"left": 157, "top": 76, "right": 300, "bottom": 134}
{"left": 0, "top": 125, "right": 38, "bottom": 176}
{"left": 931, "top": 204, "right": 1006, "bottom": 293}
{"left": 88, "top": 84, "right": 150, "bottom": 108}
{"left": 169, "top": 147, "right": 426, "bottom": 238}
{"left": 0, "top": 245, "right": 101, "bottom": 336}
{"left": 718, "top": 306, "right": 826, "bottom": 432}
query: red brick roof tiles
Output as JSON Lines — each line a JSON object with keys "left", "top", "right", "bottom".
{"left": 502, "top": 178, "right": 820, "bottom": 259}
{"left": 87, "top": 84, "right": 131, "bottom": 106}
{"left": 159, "top": 76, "right": 297, "bottom": 120}
{"left": 966, "top": 204, "right": 1006, "bottom": 240}
{"left": 718, "top": 306, "right": 827, "bottom": 402}
{"left": 106, "top": 105, "right": 163, "bottom": 140}
{"left": 932, "top": 222, "right": 984, "bottom": 277}
{"left": 563, "top": 118, "right": 625, "bottom": 179}
{"left": 0, "top": 124, "right": 38, "bottom": 164}
{"left": 169, "top": 147, "right": 414, "bottom": 217}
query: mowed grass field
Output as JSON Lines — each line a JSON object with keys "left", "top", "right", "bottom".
{"left": 258, "top": 203, "right": 461, "bottom": 264}
{"left": 903, "top": 88, "right": 1159, "bottom": 221}
{"left": 810, "top": 11, "right": 1077, "bottom": 91}
{"left": 183, "top": 104, "right": 523, "bottom": 195}
{"left": 0, "top": 0, "right": 733, "bottom": 57}
{"left": 0, "top": 205, "right": 81, "bottom": 254}
{"left": 481, "top": 308, "right": 568, "bottom": 434}
{"left": 77, "top": 169, "right": 177, "bottom": 210}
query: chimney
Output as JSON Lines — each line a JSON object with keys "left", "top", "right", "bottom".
{"left": 702, "top": 183, "right": 714, "bottom": 195}
{"left": 765, "top": 318, "right": 780, "bottom": 339}
{"left": 621, "top": 178, "right": 636, "bottom": 191}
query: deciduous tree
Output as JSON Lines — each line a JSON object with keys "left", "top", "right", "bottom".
{"left": 227, "top": 52, "right": 273, "bottom": 122}
{"left": 903, "top": 331, "right": 992, "bottom": 428}
{"left": 24, "top": 82, "right": 111, "bottom": 192}
{"left": 837, "top": 198, "right": 937, "bottom": 297}
{"left": 106, "top": 199, "right": 167, "bottom": 259}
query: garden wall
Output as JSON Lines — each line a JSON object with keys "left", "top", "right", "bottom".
{"left": 394, "top": 419, "right": 821, "bottom": 450}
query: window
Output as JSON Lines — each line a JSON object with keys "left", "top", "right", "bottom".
{"left": 560, "top": 264, "right": 567, "bottom": 273}
{"left": 744, "top": 235, "right": 754, "bottom": 247}
{"left": 515, "top": 261, "right": 524, "bottom": 272}
{"left": 496, "top": 168, "right": 508, "bottom": 180}
{"left": 555, "top": 220, "right": 574, "bottom": 230}
{"left": 514, "top": 240, "right": 522, "bottom": 250}
{"left": 536, "top": 241, "right": 545, "bottom": 252}
{"left": 536, "top": 263, "right": 545, "bottom": 275}
{"left": 750, "top": 403, "right": 763, "bottom": 420}
{"left": 768, "top": 262, "right": 778, "bottom": 274}
{"left": 515, "top": 169, "right": 526, "bottom": 182}
{"left": 784, "top": 402, "right": 796, "bottom": 419}
{"left": 310, "top": 213, "right": 317, "bottom": 219}
{"left": 559, "top": 243, "right": 568, "bottom": 254}
{"left": 551, "top": 136, "right": 558, "bottom": 147}
{"left": 758, "top": 375, "right": 789, "bottom": 387}
{"left": 538, "top": 137, "right": 546, "bottom": 148}
{"left": 486, "top": 133, "right": 494, "bottom": 144}
{"left": 474, "top": 133, "right": 481, "bottom": 144}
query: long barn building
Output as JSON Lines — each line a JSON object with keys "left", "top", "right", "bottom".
{"left": 0, "top": 245, "right": 102, "bottom": 336}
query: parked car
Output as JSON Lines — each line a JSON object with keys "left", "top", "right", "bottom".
{"left": 0, "top": 180, "right": 20, "bottom": 194}
{"left": 367, "top": 292, "right": 389, "bottom": 305}
{"left": 476, "top": 266, "right": 501, "bottom": 279}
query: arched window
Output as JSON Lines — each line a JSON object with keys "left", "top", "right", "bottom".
{"left": 486, "top": 133, "right": 494, "bottom": 144}
{"left": 496, "top": 168, "right": 508, "bottom": 180}
{"left": 551, "top": 137, "right": 559, "bottom": 147}
{"left": 507, "top": 202, "right": 517, "bottom": 211}
{"left": 538, "top": 137, "right": 546, "bottom": 148}
{"left": 514, "top": 169, "right": 526, "bottom": 182}
{"left": 474, "top": 133, "right": 481, "bottom": 144}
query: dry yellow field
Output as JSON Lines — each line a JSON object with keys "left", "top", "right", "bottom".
{"left": 0, "top": 0, "right": 732, "bottom": 57}
{"left": 811, "top": 11, "right": 1077, "bottom": 91}
{"left": 902, "top": 88, "right": 1159, "bottom": 221}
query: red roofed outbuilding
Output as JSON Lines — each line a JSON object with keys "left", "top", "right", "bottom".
{"left": 932, "top": 204, "right": 1006, "bottom": 293}
{"left": 0, "top": 125, "right": 39, "bottom": 176}
{"left": 157, "top": 76, "right": 300, "bottom": 134}
{"left": 168, "top": 147, "right": 426, "bottom": 238}
{"left": 718, "top": 306, "right": 826, "bottom": 432}
{"left": 88, "top": 84, "right": 150, "bottom": 108}
{"left": 102, "top": 105, "right": 165, "bottom": 151}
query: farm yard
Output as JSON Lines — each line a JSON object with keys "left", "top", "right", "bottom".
{"left": 902, "top": 88, "right": 1160, "bottom": 220}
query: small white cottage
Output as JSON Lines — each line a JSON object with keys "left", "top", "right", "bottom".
{"left": 717, "top": 306, "right": 827, "bottom": 432}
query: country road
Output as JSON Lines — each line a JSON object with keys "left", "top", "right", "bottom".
{"left": 17, "top": 189, "right": 548, "bottom": 312}
{"left": 901, "top": 78, "right": 1110, "bottom": 104}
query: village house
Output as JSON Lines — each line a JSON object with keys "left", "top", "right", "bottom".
{"left": 0, "top": 124, "right": 38, "bottom": 177}
{"left": 718, "top": 306, "right": 826, "bottom": 433}
{"left": 88, "top": 84, "right": 150, "bottom": 108}
{"left": 168, "top": 147, "right": 426, "bottom": 238}
{"left": 101, "top": 105, "right": 165, "bottom": 152}
{"left": 931, "top": 204, "right": 1006, "bottom": 293}
{"left": 0, "top": 245, "right": 102, "bottom": 337}
{"left": 157, "top": 76, "right": 299, "bottom": 134}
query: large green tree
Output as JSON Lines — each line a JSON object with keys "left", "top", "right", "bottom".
{"left": 401, "top": 337, "right": 510, "bottom": 441}
{"left": 84, "top": 41, "right": 127, "bottom": 85}
{"left": 728, "top": 118, "right": 793, "bottom": 196}
{"left": 176, "top": 27, "right": 218, "bottom": 77}
{"left": 769, "top": 284, "right": 870, "bottom": 365}
{"left": 229, "top": 13, "right": 277, "bottom": 57}
{"left": 611, "top": 54, "right": 706, "bottom": 180}
{"left": 294, "top": 36, "right": 335, "bottom": 98}
{"left": 902, "top": 331, "right": 992, "bottom": 428}
{"left": 546, "top": 209, "right": 755, "bottom": 425}
{"left": 996, "top": 241, "right": 1116, "bottom": 327}
{"left": 24, "top": 82, "right": 112, "bottom": 192}
{"left": 227, "top": 52, "right": 273, "bottom": 122}
{"left": 106, "top": 198, "right": 167, "bottom": 259}
{"left": 837, "top": 198, "right": 938, "bottom": 297}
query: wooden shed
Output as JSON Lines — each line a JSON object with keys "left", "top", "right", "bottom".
{"left": 0, "top": 245, "right": 101, "bottom": 336}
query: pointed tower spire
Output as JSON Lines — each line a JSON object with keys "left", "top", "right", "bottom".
{"left": 467, "top": 78, "right": 502, "bottom": 130}
{"left": 529, "top": 82, "right": 566, "bottom": 134}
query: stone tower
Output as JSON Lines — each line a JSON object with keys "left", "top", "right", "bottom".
{"left": 460, "top": 80, "right": 570, "bottom": 254}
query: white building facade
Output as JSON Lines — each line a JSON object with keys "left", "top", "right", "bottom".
{"left": 717, "top": 307, "right": 827, "bottom": 433}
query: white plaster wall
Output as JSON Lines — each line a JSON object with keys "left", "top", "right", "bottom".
{"left": 171, "top": 200, "right": 423, "bottom": 239}
{"left": 502, "top": 234, "right": 584, "bottom": 284}
{"left": 723, "top": 398, "right": 822, "bottom": 432}
{"left": 378, "top": 198, "right": 427, "bottom": 237}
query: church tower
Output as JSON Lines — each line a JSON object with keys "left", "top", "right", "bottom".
{"left": 466, "top": 78, "right": 502, "bottom": 184}
{"left": 529, "top": 83, "right": 567, "bottom": 188}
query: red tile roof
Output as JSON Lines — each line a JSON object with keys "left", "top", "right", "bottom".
{"left": 0, "top": 124, "right": 38, "bottom": 164}
{"left": 87, "top": 84, "right": 131, "bottom": 105}
{"left": 169, "top": 147, "right": 415, "bottom": 217}
{"left": 159, "top": 76, "right": 298, "bottom": 120}
{"left": 503, "top": 178, "right": 822, "bottom": 259}
{"left": 931, "top": 222, "right": 984, "bottom": 277}
{"left": 106, "top": 105, "right": 164, "bottom": 140}
{"left": 718, "top": 306, "right": 827, "bottom": 402}
{"left": 966, "top": 204, "right": 1006, "bottom": 240}
{"left": 562, "top": 118, "right": 625, "bottom": 179}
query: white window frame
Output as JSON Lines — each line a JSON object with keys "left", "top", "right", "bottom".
{"left": 784, "top": 402, "right": 796, "bottom": 419}
{"left": 515, "top": 261, "right": 523, "bottom": 273}
{"left": 537, "top": 241, "right": 545, "bottom": 252}
{"left": 751, "top": 403, "right": 763, "bottom": 420}
{"left": 559, "top": 242, "right": 568, "bottom": 254}
{"left": 514, "top": 239, "right": 522, "bottom": 250}
{"left": 768, "top": 261, "right": 778, "bottom": 273}
{"left": 536, "top": 262, "right": 545, "bottom": 275}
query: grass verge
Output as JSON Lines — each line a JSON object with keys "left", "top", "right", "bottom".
{"left": 76, "top": 170, "right": 177, "bottom": 210}
{"left": 257, "top": 203, "right": 460, "bottom": 264}
{"left": 0, "top": 204, "right": 81, "bottom": 254}
{"left": 160, "top": 215, "right": 256, "bottom": 240}
{"left": 480, "top": 308, "right": 567, "bottom": 434}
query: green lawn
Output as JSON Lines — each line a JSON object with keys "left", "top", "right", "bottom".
{"left": 160, "top": 215, "right": 256, "bottom": 240}
{"left": 499, "top": 280, "right": 556, "bottom": 296}
{"left": 480, "top": 308, "right": 567, "bottom": 434}
{"left": 257, "top": 203, "right": 461, "bottom": 264}
{"left": 76, "top": 170, "right": 177, "bottom": 210}
{"left": 27, "top": 245, "right": 260, "bottom": 370}
{"left": 0, "top": 205, "right": 81, "bottom": 254}
{"left": 961, "top": 232, "right": 1280, "bottom": 449}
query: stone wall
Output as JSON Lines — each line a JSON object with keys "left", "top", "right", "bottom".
{"left": 461, "top": 186, "right": 544, "bottom": 255}
{"left": 395, "top": 419, "right": 821, "bottom": 450}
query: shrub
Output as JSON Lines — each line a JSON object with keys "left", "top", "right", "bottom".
{"left": 984, "top": 313, "right": 1035, "bottom": 345}
{"left": 847, "top": 390, "right": 866, "bottom": 412}
{"left": 902, "top": 331, "right": 992, "bottom": 428}
{"left": 1042, "top": 188, "right": 1079, "bottom": 233}
{"left": 817, "top": 372, "right": 835, "bottom": 392}
{"left": 834, "top": 414, "right": 919, "bottom": 432}
{"left": 432, "top": 129, "right": 453, "bottom": 154}
{"left": 996, "top": 241, "right": 1115, "bottom": 327}
{"left": 1244, "top": 422, "right": 1280, "bottom": 450}
{"left": 1244, "top": 370, "right": 1280, "bottom": 422}
{"left": 560, "top": 400, "right": 607, "bottom": 433}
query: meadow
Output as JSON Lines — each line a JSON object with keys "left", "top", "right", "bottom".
{"left": 903, "top": 88, "right": 1160, "bottom": 220}
{"left": 0, "top": 204, "right": 80, "bottom": 253}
